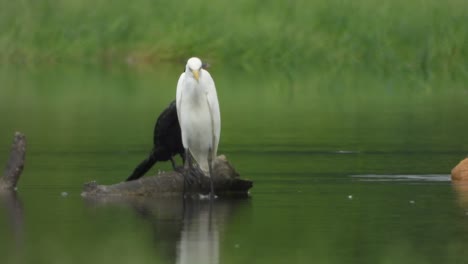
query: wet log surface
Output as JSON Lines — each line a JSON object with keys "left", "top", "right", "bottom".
{"left": 0, "top": 132, "right": 26, "bottom": 190}
{"left": 81, "top": 155, "right": 253, "bottom": 198}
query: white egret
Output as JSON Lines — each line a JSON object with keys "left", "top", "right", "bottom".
{"left": 176, "top": 57, "right": 221, "bottom": 197}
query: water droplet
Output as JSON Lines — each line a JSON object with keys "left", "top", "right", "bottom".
{"left": 348, "top": 195, "right": 353, "bottom": 199}
{"left": 61, "top": 192, "right": 68, "bottom": 197}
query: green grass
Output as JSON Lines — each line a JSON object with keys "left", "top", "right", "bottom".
{"left": 0, "top": 0, "right": 467, "bottom": 78}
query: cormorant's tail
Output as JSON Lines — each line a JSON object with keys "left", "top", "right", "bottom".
{"left": 126, "top": 149, "right": 158, "bottom": 181}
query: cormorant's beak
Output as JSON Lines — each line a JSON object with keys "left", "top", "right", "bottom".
{"left": 192, "top": 69, "right": 200, "bottom": 81}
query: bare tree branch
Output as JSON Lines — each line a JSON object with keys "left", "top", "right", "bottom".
{"left": 1, "top": 132, "right": 26, "bottom": 190}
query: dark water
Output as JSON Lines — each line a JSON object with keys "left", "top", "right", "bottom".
{"left": 0, "top": 65, "right": 467, "bottom": 264}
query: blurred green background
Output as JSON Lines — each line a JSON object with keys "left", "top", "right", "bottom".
{"left": 1, "top": 0, "right": 467, "bottom": 79}
{"left": 1, "top": 1, "right": 468, "bottom": 264}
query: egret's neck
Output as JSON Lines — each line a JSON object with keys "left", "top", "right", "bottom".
{"left": 183, "top": 77, "right": 205, "bottom": 107}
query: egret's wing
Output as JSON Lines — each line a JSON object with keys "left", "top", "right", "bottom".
{"left": 176, "top": 72, "right": 185, "bottom": 123}
{"left": 202, "top": 69, "right": 221, "bottom": 157}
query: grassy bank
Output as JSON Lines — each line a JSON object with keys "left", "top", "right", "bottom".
{"left": 0, "top": 0, "right": 467, "bottom": 78}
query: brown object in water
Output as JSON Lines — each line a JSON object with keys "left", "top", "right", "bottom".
{"left": 81, "top": 155, "right": 253, "bottom": 198}
{"left": 451, "top": 158, "right": 468, "bottom": 181}
{"left": 0, "top": 132, "right": 26, "bottom": 190}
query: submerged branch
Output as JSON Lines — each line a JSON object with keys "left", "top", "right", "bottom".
{"left": 1, "top": 132, "right": 26, "bottom": 190}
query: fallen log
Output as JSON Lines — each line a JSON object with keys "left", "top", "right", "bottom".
{"left": 0, "top": 132, "right": 26, "bottom": 190}
{"left": 81, "top": 155, "right": 253, "bottom": 198}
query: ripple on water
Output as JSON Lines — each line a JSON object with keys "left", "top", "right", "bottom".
{"left": 350, "top": 174, "right": 450, "bottom": 182}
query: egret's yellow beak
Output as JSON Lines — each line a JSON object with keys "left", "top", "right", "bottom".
{"left": 192, "top": 70, "right": 200, "bottom": 81}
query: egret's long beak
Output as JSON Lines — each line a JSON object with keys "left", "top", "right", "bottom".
{"left": 192, "top": 70, "right": 200, "bottom": 81}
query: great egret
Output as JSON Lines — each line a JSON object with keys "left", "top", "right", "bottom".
{"left": 126, "top": 100, "right": 185, "bottom": 181}
{"left": 176, "top": 57, "right": 221, "bottom": 197}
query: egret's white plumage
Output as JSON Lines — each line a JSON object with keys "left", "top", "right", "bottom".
{"left": 176, "top": 57, "right": 220, "bottom": 176}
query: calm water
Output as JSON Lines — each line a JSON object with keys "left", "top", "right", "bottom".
{"left": 0, "top": 65, "right": 467, "bottom": 264}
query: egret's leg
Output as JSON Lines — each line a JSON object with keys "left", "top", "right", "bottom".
{"left": 208, "top": 147, "right": 215, "bottom": 199}
{"left": 182, "top": 149, "right": 188, "bottom": 198}
{"left": 184, "top": 148, "right": 190, "bottom": 170}
{"left": 183, "top": 149, "right": 197, "bottom": 184}
{"left": 182, "top": 149, "right": 195, "bottom": 198}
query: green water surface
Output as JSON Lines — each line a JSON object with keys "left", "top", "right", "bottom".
{"left": 0, "top": 65, "right": 467, "bottom": 264}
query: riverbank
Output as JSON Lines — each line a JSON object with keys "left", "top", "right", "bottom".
{"left": 1, "top": 0, "right": 467, "bottom": 79}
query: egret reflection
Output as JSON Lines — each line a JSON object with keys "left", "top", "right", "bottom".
{"left": 177, "top": 201, "right": 220, "bottom": 264}
{"left": 84, "top": 196, "right": 249, "bottom": 264}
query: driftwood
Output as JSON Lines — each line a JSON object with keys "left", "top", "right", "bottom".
{"left": 452, "top": 158, "right": 468, "bottom": 181}
{"left": 81, "top": 155, "right": 253, "bottom": 198}
{"left": 0, "top": 132, "right": 26, "bottom": 190}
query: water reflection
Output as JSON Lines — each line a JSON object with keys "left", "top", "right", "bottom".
{"left": 0, "top": 190, "right": 24, "bottom": 262}
{"left": 177, "top": 200, "right": 220, "bottom": 264}
{"left": 85, "top": 196, "right": 249, "bottom": 264}
{"left": 452, "top": 182, "right": 468, "bottom": 210}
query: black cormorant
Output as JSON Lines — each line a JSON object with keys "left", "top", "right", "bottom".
{"left": 126, "top": 100, "right": 184, "bottom": 181}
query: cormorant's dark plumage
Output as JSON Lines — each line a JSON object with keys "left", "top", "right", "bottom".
{"left": 126, "top": 100, "right": 184, "bottom": 181}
